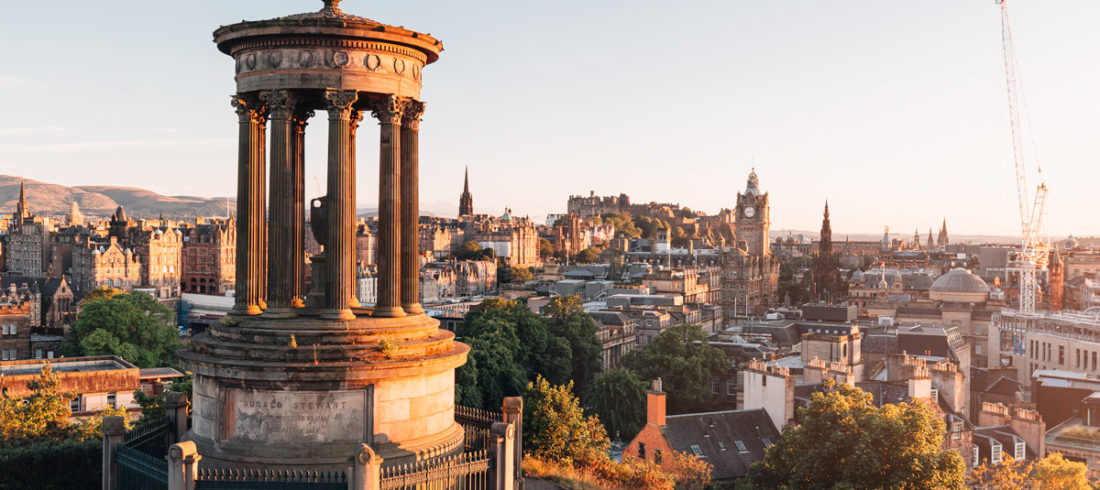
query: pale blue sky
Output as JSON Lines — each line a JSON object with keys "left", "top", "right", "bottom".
{"left": 0, "top": 1, "right": 1097, "bottom": 236}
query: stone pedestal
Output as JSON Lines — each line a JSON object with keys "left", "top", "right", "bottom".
{"left": 179, "top": 314, "right": 467, "bottom": 469}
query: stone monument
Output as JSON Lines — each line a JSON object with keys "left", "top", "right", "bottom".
{"left": 179, "top": 0, "right": 468, "bottom": 470}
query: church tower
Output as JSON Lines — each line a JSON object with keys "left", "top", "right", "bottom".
{"left": 458, "top": 167, "right": 473, "bottom": 217}
{"left": 937, "top": 218, "right": 949, "bottom": 248}
{"left": 734, "top": 169, "right": 770, "bottom": 256}
{"left": 1049, "top": 248, "right": 1064, "bottom": 310}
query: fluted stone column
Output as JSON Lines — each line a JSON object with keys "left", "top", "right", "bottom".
{"left": 322, "top": 90, "right": 359, "bottom": 321}
{"left": 371, "top": 95, "right": 406, "bottom": 318}
{"left": 348, "top": 110, "right": 364, "bottom": 309}
{"left": 400, "top": 100, "right": 425, "bottom": 315}
{"left": 261, "top": 90, "right": 296, "bottom": 318}
{"left": 291, "top": 108, "right": 313, "bottom": 307}
{"left": 230, "top": 94, "right": 266, "bottom": 316}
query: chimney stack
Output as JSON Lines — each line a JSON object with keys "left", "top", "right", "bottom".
{"left": 647, "top": 378, "right": 666, "bottom": 427}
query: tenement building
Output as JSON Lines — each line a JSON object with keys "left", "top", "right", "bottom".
{"left": 180, "top": 218, "right": 235, "bottom": 295}
{"left": 177, "top": 1, "right": 487, "bottom": 476}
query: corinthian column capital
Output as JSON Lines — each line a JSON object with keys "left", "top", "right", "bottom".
{"left": 370, "top": 95, "right": 406, "bottom": 125}
{"left": 401, "top": 100, "right": 425, "bottom": 131}
{"left": 324, "top": 89, "right": 358, "bottom": 117}
{"left": 292, "top": 109, "right": 315, "bottom": 133}
{"left": 260, "top": 90, "right": 294, "bottom": 119}
{"left": 231, "top": 94, "right": 267, "bottom": 124}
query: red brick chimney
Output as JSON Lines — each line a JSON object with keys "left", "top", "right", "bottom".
{"left": 647, "top": 378, "right": 666, "bottom": 427}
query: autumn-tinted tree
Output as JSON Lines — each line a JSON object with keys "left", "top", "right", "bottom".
{"left": 586, "top": 367, "right": 646, "bottom": 440}
{"left": 745, "top": 380, "right": 966, "bottom": 489}
{"left": 621, "top": 324, "right": 730, "bottom": 414}
{"left": 524, "top": 375, "right": 609, "bottom": 463}
{"left": 0, "top": 363, "right": 128, "bottom": 447}
{"left": 61, "top": 291, "right": 181, "bottom": 369}
{"left": 969, "top": 453, "right": 1089, "bottom": 489}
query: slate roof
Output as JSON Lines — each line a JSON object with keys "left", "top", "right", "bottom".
{"left": 661, "top": 409, "right": 779, "bottom": 480}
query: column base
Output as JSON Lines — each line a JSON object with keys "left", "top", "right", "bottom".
{"left": 402, "top": 304, "right": 425, "bottom": 316}
{"left": 372, "top": 306, "right": 407, "bottom": 318}
{"left": 291, "top": 298, "right": 305, "bottom": 308}
{"left": 261, "top": 307, "right": 298, "bottom": 319}
{"left": 230, "top": 304, "right": 264, "bottom": 316}
{"left": 321, "top": 308, "right": 357, "bottom": 321}
{"left": 350, "top": 296, "right": 362, "bottom": 308}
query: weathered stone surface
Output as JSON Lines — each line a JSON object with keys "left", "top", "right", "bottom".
{"left": 228, "top": 388, "right": 368, "bottom": 444}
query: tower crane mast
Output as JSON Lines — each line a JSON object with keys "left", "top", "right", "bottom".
{"left": 999, "top": 0, "right": 1049, "bottom": 313}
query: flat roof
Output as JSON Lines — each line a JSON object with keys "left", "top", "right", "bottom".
{"left": 0, "top": 356, "right": 136, "bottom": 376}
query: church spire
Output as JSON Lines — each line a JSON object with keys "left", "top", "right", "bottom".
{"left": 459, "top": 167, "right": 473, "bottom": 217}
{"left": 15, "top": 178, "right": 29, "bottom": 224}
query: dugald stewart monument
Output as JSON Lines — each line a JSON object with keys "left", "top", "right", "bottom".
{"left": 177, "top": 0, "right": 492, "bottom": 477}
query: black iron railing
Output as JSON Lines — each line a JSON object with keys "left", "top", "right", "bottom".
{"left": 194, "top": 468, "right": 347, "bottom": 490}
{"left": 379, "top": 450, "right": 493, "bottom": 490}
{"left": 115, "top": 443, "right": 168, "bottom": 490}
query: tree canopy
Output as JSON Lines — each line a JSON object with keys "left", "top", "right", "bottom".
{"left": 455, "top": 297, "right": 600, "bottom": 409}
{"left": 969, "top": 452, "right": 1089, "bottom": 489}
{"left": 524, "top": 375, "right": 609, "bottom": 463}
{"left": 586, "top": 367, "right": 646, "bottom": 441}
{"left": 621, "top": 324, "right": 731, "bottom": 414}
{"left": 453, "top": 241, "right": 495, "bottom": 261}
{"left": 744, "top": 380, "right": 966, "bottom": 489}
{"left": 61, "top": 291, "right": 181, "bottom": 369}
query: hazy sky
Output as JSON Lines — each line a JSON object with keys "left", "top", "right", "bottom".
{"left": 1, "top": 1, "right": 1097, "bottom": 236}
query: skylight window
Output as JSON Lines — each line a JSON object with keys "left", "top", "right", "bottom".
{"left": 689, "top": 444, "right": 703, "bottom": 456}
{"left": 734, "top": 440, "right": 747, "bottom": 452}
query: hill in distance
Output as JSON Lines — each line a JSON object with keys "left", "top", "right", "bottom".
{"left": 0, "top": 176, "right": 233, "bottom": 219}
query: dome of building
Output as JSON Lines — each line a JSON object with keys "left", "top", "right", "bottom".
{"left": 929, "top": 268, "right": 990, "bottom": 303}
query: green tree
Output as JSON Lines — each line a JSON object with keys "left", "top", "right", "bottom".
{"left": 745, "top": 380, "right": 966, "bottom": 489}
{"left": 454, "top": 240, "right": 495, "bottom": 261}
{"left": 456, "top": 298, "right": 570, "bottom": 409}
{"left": 498, "top": 266, "right": 533, "bottom": 284}
{"left": 538, "top": 238, "right": 554, "bottom": 259}
{"left": 621, "top": 324, "right": 730, "bottom": 414}
{"left": 602, "top": 212, "right": 641, "bottom": 239}
{"left": 61, "top": 291, "right": 181, "bottom": 369}
{"left": 524, "top": 375, "right": 609, "bottom": 463}
{"left": 572, "top": 247, "right": 600, "bottom": 264}
{"left": 586, "top": 367, "right": 646, "bottom": 440}
{"left": 543, "top": 295, "right": 602, "bottom": 398}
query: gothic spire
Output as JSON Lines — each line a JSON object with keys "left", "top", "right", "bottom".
{"left": 463, "top": 166, "right": 469, "bottom": 194}
{"left": 16, "top": 178, "right": 28, "bottom": 219}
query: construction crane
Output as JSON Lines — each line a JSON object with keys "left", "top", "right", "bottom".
{"left": 999, "top": 0, "right": 1050, "bottom": 313}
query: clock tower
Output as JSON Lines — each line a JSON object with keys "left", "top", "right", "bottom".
{"left": 734, "top": 169, "right": 770, "bottom": 256}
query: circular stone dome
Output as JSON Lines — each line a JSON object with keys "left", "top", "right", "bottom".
{"left": 930, "top": 268, "right": 990, "bottom": 302}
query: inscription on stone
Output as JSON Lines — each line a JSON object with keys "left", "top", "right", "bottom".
{"left": 229, "top": 389, "right": 367, "bottom": 443}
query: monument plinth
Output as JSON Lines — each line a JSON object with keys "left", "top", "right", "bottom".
{"left": 179, "top": 1, "right": 465, "bottom": 470}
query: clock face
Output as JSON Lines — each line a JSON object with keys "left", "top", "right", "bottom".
{"left": 744, "top": 206, "right": 756, "bottom": 218}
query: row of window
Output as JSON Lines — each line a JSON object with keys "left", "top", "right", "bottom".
{"left": 1, "top": 324, "right": 17, "bottom": 336}
{"left": 1, "top": 349, "right": 56, "bottom": 361}
{"left": 1028, "top": 339, "right": 1099, "bottom": 371}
